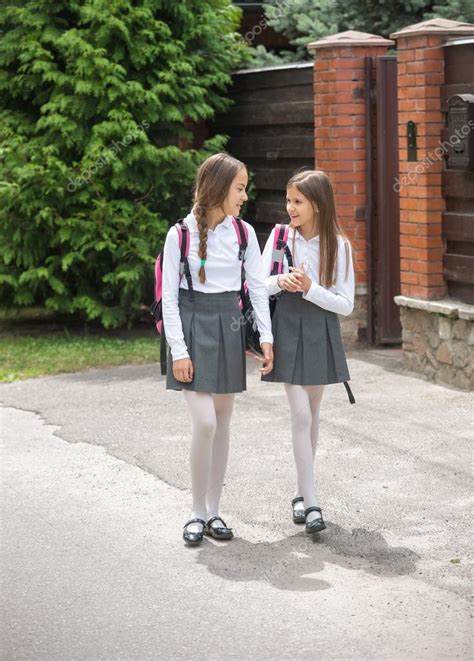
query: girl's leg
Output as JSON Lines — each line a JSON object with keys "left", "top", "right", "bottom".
{"left": 206, "top": 394, "right": 235, "bottom": 521}
{"left": 287, "top": 384, "right": 309, "bottom": 519}
{"left": 183, "top": 390, "right": 217, "bottom": 532}
{"left": 284, "top": 384, "right": 321, "bottom": 524}
{"left": 308, "top": 385, "right": 325, "bottom": 459}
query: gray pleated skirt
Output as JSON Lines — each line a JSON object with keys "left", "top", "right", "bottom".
{"left": 262, "top": 291, "right": 350, "bottom": 385}
{"left": 166, "top": 289, "right": 246, "bottom": 394}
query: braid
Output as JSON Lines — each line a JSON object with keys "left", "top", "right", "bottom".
{"left": 195, "top": 203, "right": 208, "bottom": 284}
{"left": 192, "top": 152, "right": 247, "bottom": 284}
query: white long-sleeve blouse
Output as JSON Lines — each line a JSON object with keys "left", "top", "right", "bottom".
{"left": 162, "top": 211, "right": 273, "bottom": 360}
{"left": 261, "top": 226, "right": 355, "bottom": 316}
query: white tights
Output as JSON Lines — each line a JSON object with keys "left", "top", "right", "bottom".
{"left": 183, "top": 391, "right": 235, "bottom": 531}
{"left": 284, "top": 384, "right": 325, "bottom": 522}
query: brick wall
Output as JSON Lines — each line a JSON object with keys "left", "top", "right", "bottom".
{"left": 396, "top": 34, "right": 446, "bottom": 300}
{"left": 309, "top": 32, "right": 394, "bottom": 343}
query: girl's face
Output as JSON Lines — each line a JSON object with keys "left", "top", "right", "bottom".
{"left": 222, "top": 167, "right": 248, "bottom": 217}
{"left": 286, "top": 185, "right": 317, "bottom": 230}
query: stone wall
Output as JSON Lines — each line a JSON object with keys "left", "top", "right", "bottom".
{"left": 341, "top": 288, "right": 368, "bottom": 348}
{"left": 396, "top": 296, "right": 473, "bottom": 389}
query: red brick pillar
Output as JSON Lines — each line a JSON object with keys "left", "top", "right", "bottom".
{"left": 390, "top": 18, "right": 474, "bottom": 300}
{"left": 308, "top": 31, "right": 394, "bottom": 343}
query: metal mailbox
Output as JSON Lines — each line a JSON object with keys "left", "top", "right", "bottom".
{"left": 446, "top": 93, "right": 474, "bottom": 170}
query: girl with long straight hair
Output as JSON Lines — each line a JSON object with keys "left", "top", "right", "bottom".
{"left": 262, "top": 169, "right": 355, "bottom": 534}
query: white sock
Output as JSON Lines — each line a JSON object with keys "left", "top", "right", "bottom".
{"left": 285, "top": 384, "right": 325, "bottom": 524}
{"left": 293, "top": 500, "right": 304, "bottom": 516}
{"left": 183, "top": 391, "right": 234, "bottom": 533}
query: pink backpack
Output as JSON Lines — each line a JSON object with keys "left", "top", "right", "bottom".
{"left": 270, "top": 224, "right": 292, "bottom": 273}
{"left": 150, "top": 219, "right": 191, "bottom": 335}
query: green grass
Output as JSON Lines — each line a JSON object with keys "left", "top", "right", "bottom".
{"left": 0, "top": 334, "right": 161, "bottom": 382}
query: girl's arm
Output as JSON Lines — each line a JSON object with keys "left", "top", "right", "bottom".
{"left": 261, "top": 227, "right": 284, "bottom": 296}
{"left": 301, "top": 238, "right": 355, "bottom": 316}
{"left": 243, "top": 223, "right": 273, "bottom": 344}
{"left": 161, "top": 227, "right": 190, "bottom": 360}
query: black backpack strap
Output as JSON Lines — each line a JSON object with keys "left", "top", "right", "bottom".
{"left": 232, "top": 218, "right": 248, "bottom": 294}
{"left": 276, "top": 223, "right": 286, "bottom": 248}
{"left": 233, "top": 217, "right": 248, "bottom": 262}
{"left": 344, "top": 381, "right": 355, "bottom": 404}
{"left": 178, "top": 219, "right": 187, "bottom": 261}
{"left": 181, "top": 227, "right": 193, "bottom": 294}
{"left": 176, "top": 219, "right": 193, "bottom": 297}
{"left": 160, "top": 326, "right": 167, "bottom": 376}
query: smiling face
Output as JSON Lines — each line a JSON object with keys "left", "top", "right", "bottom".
{"left": 222, "top": 167, "right": 248, "bottom": 217}
{"left": 286, "top": 185, "right": 317, "bottom": 231}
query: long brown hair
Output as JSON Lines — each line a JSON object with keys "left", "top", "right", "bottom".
{"left": 193, "top": 152, "right": 246, "bottom": 283}
{"left": 287, "top": 170, "right": 351, "bottom": 288}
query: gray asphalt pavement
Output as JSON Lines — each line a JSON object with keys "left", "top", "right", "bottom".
{"left": 1, "top": 349, "right": 472, "bottom": 660}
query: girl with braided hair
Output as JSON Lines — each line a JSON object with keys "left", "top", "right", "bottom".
{"left": 162, "top": 153, "right": 274, "bottom": 546}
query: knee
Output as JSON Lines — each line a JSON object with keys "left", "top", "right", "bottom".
{"left": 195, "top": 415, "right": 217, "bottom": 440}
{"left": 291, "top": 410, "right": 312, "bottom": 434}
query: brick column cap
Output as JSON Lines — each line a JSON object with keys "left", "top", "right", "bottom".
{"left": 390, "top": 18, "right": 474, "bottom": 39}
{"left": 308, "top": 30, "right": 394, "bottom": 50}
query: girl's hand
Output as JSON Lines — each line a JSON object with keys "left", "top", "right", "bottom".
{"left": 277, "top": 272, "right": 302, "bottom": 293}
{"left": 172, "top": 357, "right": 194, "bottom": 383}
{"left": 246, "top": 343, "right": 274, "bottom": 375}
{"left": 289, "top": 267, "right": 312, "bottom": 294}
{"left": 260, "top": 342, "right": 274, "bottom": 375}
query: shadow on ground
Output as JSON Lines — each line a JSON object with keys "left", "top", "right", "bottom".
{"left": 192, "top": 522, "right": 420, "bottom": 592}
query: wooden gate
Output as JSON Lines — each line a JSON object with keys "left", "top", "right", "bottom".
{"left": 366, "top": 55, "right": 402, "bottom": 345}
{"left": 441, "top": 38, "right": 474, "bottom": 305}
{"left": 215, "top": 63, "right": 314, "bottom": 243}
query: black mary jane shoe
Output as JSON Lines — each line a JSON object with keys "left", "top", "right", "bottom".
{"left": 304, "top": 506, "right": 327, "bottom": 534}
{"left": 291, "top": 496, "right": 306, "bottom": 524}
{"left": 183, "top": 518, "right": 206, "bottom": 546}
{"left": 204, "top": 516, "right": 234, "bottom": 541}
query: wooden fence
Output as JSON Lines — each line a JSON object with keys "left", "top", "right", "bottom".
{"left": 215, "top": 62, "right": 314, "bottom": 243}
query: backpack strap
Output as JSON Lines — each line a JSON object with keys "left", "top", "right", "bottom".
{"left": 270, "top": 224, "right": 293, "bottom": 275}
{"left": 232, "top": 217, "right": 250, "bottom": 308}
{"left": 153, "top": 253, "right": 164, "bottom": 308}
{"left": 160, "top": 327, "right": 167, "bottom": 376}
{"left": 175, "top": 219, "right": 193, "bottom": 293}
{"left": 232, "top": 217, "right": 248, "bottom": 262}
{"left": 344, "top": 381, "right": 355, "bottom": 404}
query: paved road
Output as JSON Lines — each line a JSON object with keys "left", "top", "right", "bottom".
{"left": 1, "top": 351, "right": 472, "bottom": 660}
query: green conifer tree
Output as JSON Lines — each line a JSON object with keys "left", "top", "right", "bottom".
{"left": 0, "top": 0, "right": 242, "bottom": 327}
{"left": 250, "top": 0, "right": 474, "bottom": 65}
{"left": 425, "top": 0, "right": 474, "bottom": 22}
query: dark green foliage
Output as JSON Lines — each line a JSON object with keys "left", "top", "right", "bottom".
{"left": 0, "top": 0, "right": 242, "bottom": 326}
{"left": 426, "top": 0, "right": 474, "bottom": 22}
{"left": 250, "top": 0, "right": 472, "bottom": 65}
{"left": 339, "top": 0, "right": 436, "bottom": 40}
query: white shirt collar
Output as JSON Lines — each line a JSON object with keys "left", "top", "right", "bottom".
{"left": 287, "top": 226, "right": 320, "bottom": 243}
{"left": 185, "top": 210, "right": 232, "bottom": 230}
